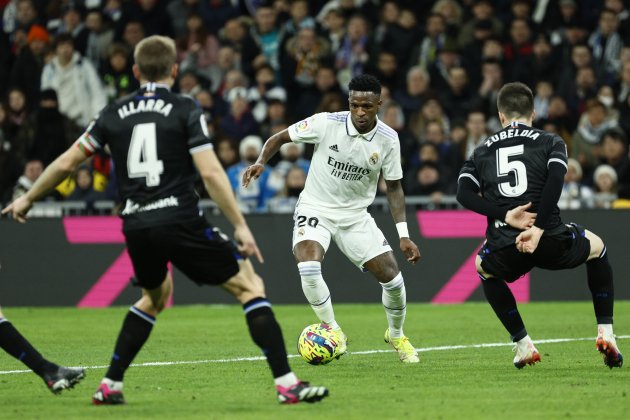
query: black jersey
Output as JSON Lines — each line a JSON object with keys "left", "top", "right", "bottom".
{"left": 77, "top": 83, "right": 213, "bottom": 230}
{"left": 458, "top": 122, "right": 568, "bottom": 249}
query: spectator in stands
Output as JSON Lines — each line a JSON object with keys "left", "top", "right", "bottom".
{"left": 219, "top": 17, "right": 260, "bottom": 79}
{"left": 267, "top": 165, "right": 307, "bottom": 213}
{"left": 533, "top": 80, "right": 554, "bottom": 122}
{"left": 615, "top": 61, "right": 630, "bottom": 105}
{"left": 247, "top": 64, "right": 287, "bottom": 123}
{"left": 126, "top": 0, "right": 174, "bottom": 38}
{"left": 558, "top": 43, "right": 593, "bottom": 100}
{"left": 458, "top": 0, "right": 503, "bottom": 49}
{"left": 599, "top": 128, "right": 629, "bottom": 177}
{"left": 461, "top": 19, "right": 496, "bottom": 87}
{"left": 121, "top": 20, "right": 145, "bottom": 51}
{"left": 214, "top": 136, "right": 239, "bottom": 169}
{"left": 394, "top": 66, "right": 431, "bottom": 121}
{"left": 259, "top": 97, "right": 288, "bottom": 140}
{"left": 408, "top": 96, "right": 449, "bottom": 142}
{"left": 572, "top": 99, "right": 619, "bottom": 177}
{"left": 84, "top": 8, "right": 115, "bottom": 70}
{"left": 559, "top": 158, "right": 595, "bottom": 210}
{"left": 167, "top": 0, "right": 200, "bottom": 39}
{"left": 531, "top": 33, "right": 558, "bottom": 86}
{"left": 227, "top": 135, "right": 276, "bottom": 213}
{"left": 593, "top": 164, "right": 619, "bottom": 208}
{"left": 504, "top": 18, "right": 534, "bottom": 86}
{"left": 40, "top": 33, "right": 107, "bottom": 127}
{"left": 66, "top": 165, "right": 106, "bottom": 212}
{"left": 379, "top": 8, "right": 420, "bottom": 72}
{"left": 101, "top": 42, "right": 137, "bottom": 102}
{"left": 220, "top": 88, "right": 259, "bottom": 141}
{"left": 250, "top": 4, "right": 283, "bottom": 77}
{"left": 432, "top": 0, "right": 463, "bottom": 38}
{"left": 422, "top": 120, "right": 460, "bottom": 187}
{"left": 406, "top": 161, "right": 451, "bottom": 204}
{"left": 29, "top": 88, "right": 80, "bottom": 166}
{"left": 314, "top": 91, "right": 345, "bottom": 114}
{"left": 5, "top": 0, "right": 39, "bottom": 55}
{"left": 9, "top": 24, "right": 48, "bottom": 105}
{"left": 282, "top": 26, "right": 331, "bottom": 101}
{"left": 380, "top": 101, "right": 415, "bottom": 170}
{"left": 268, "top": 141, "right": 310, "bottom": 192}
{"left": 292, "top": 65, "right": 341, "bottom": 121}
{"left": 588, "top": 8, "right": 623, "bottom": 84}
{"left": 439, "top": 66, "right": 478, "bottom": 121}
{"left": 477, "top": 58, "right": 503, "bottom": 129}
{"left": 58, "top": 3, "right": 89, "bottom": 57}
{"left": 408, "top": 12, "right": 449, "bottom": 71}
{"left": 335, "top": 14, "right": 371, "bottom": 87}
{"left": 464, "top": 110, "right": 488, "bottom": 159}
{"left": 198, "top": 0, "right": 239, "bottom": 35}
{"left": 319, "top": 7, "right": 346, "bottom": 55}
{"left": 0, "top": 104, "right": 23, "bottom": 201}
{"left": 280, "top": 0, "right": 315, "bottom": 46}
{"left": 177, "top": 12, "right": 220, "bottom": 77}
{"left": 11, "top": 158, "right": 42, "bottom": 201}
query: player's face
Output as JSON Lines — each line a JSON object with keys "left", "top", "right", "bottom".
{"left": 348, "top": 91, "right": 381, "bottom": 134}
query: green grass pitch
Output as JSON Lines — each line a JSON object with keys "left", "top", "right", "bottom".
{"left": 1, "top": 302, "right": 628, "bottom": 419}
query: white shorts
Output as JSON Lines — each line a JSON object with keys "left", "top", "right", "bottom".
{"left": 292, "top": 205, "right": 392, "bottom": 269}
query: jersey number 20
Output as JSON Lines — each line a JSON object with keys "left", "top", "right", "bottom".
{"left": 496, "top": 145, "right": 527, "bottom": 197}
{"left": 127, "top": 122, "right": 164, "bottom": 187}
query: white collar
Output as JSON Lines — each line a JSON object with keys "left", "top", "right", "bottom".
{"left": 346, "top": 114, "right": 379, "bottom": 142}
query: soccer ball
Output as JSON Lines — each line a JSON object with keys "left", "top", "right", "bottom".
{"left": 297, "top": 323, "right": 339, "bottom": 365}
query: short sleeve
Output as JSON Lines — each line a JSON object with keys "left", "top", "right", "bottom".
{"left": 187, "top": 101, "right": 214, "bottom": 154}
{"left": 288, "top": 112, "right": 327, "bottom": 145}
{"left": 75, "top": 112, "right": 107, "bottom": 157}
{"left": 548, "top": 134, "right": 568, "bottom": 170}
{"left": 458, "top": 154, "right": 481, "bottom": 191}
{"left": 381, "top": 137, "right": 403, "bottom": 180}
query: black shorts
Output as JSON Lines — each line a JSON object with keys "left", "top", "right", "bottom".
{"left": 479, "top": 223, "right": 591, "bottom": 282}
{"left": 124, "top": 218, "right": 242, "bottom": 290}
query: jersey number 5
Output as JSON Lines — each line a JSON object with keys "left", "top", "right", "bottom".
{"left": 496, "top": 145, "right": 527, "bottom": 197}
{"left": 127, "top": 122, "right": 164, "bottom": 187}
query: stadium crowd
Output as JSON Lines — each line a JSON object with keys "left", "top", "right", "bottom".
{"left": 1, "top": 0, "right": 630, "bottom": 213}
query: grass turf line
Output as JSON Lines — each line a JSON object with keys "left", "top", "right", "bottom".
{"left": 0, "top": 302, "right": 628, "bottom": 419}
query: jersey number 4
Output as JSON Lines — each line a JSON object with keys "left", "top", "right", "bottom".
{"left": 496, "top": 145, "right": 527, "bottom": 197}
{"left": 127, "top": 122, "right": 164, "bottom": 187}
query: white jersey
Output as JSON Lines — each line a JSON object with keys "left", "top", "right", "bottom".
{"left": 288, "top": 111, "right": 402, "bottom": 214}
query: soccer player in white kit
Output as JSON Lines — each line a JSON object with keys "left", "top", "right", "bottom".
{"left": 243, "top": 75, "right": 422, "bottom": 363}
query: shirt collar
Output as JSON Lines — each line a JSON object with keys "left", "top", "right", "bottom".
{"left": 346, "top": 113, "right": 379, "bottom": 142}
{"left": 141, "top": 82, "right": 171, "bottom": 93}
{"left": 504, "top": 121, "right": 531, "bottom": 129}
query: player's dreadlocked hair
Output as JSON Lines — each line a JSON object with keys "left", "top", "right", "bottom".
{"left": 497, "top": 82, "right": 534, "bottom": 119}
{"left": 348, "top": 74, "right": 382, "bottom": 95}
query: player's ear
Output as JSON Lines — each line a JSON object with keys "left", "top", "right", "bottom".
{"left": 498, "top": 111, "right": 506, "bottom": 126}
{"left": 531, "top": 110, "right": 536, "bottom": 122}
{"left": 132, "top": 64, "right": 141, "bottom": 81}
{"left": 171, "top": 63, "right": 179, "bottom": 80}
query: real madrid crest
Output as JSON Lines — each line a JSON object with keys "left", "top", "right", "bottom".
{"left": 369, "top": 152, "right": 379, "bottom": 165}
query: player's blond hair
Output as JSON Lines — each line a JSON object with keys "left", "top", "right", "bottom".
{"left": 134, "top": 35, "right": 176, "bottom": 82}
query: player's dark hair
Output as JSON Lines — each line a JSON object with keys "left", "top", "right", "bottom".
{"left": 134, "top": 35, "right": 176, "bottom": 82}
{"left": 348, "top": 74, "right": 381, "bottom": 95}
{"left": 497, "top": 82, "right": 534, "bottom": 119}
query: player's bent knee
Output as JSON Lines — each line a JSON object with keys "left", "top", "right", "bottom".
{"left": 585, "top": 230, "right": 605, "bottom": 260}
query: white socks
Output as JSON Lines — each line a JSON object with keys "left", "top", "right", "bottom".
{"left": 380, "top": 273, "right": 406, "bottom": 339}
{"left": 298, "top": 262, "right": 339, "bottom": 329}
{"left": 274, "top": 371, "right": 299, "bottom": 388}
{"left": 598, "top": 324, "right": 614, "bottom": 339}
{"left": 102, "top": 377, "right": 123, "bottom": 391}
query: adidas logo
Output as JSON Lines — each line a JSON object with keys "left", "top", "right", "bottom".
{"left": 329, "top": 144, "right": 339, "bottom": 152}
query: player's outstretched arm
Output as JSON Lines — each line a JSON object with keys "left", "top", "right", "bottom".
{"left": 2, "top": 146, "right": 88, "bottom": 223}
{"left": 242, "top": 129, "right": 292, "bottom": 188}
{"left": 385, "top": 179, "right": 421, "bottom": 264}
{"left": 192, "top": 148, "right": 264, "bottom": 263}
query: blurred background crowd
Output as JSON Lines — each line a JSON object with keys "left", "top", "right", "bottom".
{"left": 1, "top": 0, "right": 630, "bottom": 214}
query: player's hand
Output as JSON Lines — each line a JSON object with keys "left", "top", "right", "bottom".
{"left": 515, "top": 226, "right": 544, "bottom": 254}
{"left": 242, "top": 163, "right": 265, "bottom": 188}
{"left": 505, "top": 202, "right": 537, "bottom": 230}
{"left": 400, "top": 238, "right": 421, "bottom": 265}
{"left": 1, "top": 195, "right": 33, "bottom": 223}
{"left": 234, "top": 224, "right": 264, "bottom": 263}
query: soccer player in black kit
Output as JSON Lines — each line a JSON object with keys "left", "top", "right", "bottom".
{"left": 456, "top": 82, "right": 623, "bottom": 369}
{"left": 2, "top": 36, "right": 328, "bottom": 405}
